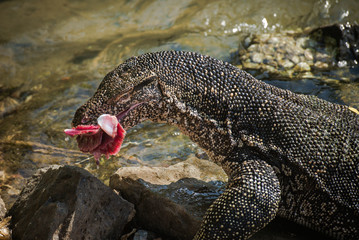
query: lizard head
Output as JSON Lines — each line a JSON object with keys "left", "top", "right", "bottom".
{"left": 72, "top": 56, "right": 163, "bottom": 129}
{"left": 67, "top": 55, "right": 164, "bottom": 160}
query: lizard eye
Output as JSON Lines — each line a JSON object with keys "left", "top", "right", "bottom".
{"left": 133, "top": 75, "right": 157, "bottom": 92}
{"left": 108, "top": 87, "right": 134, "bottom": 104}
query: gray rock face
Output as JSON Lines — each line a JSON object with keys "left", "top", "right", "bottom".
{"left": 8, "top": 165, "right": 135, "bottom": 240}
{"left": 110, "top": 157, "right": 227, "bottom": 240}
{"left": 110, "top": 176, "right": 201, "bottom": 240}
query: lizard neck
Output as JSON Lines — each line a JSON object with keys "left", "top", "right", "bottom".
{"left": 155, "top": 97, "right": 235, "bottom": 164}
{"left": 149, "top": 51, "right": 275, "bottom": 163}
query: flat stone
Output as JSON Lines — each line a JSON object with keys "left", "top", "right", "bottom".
{"left": 268, "top": 36, "right": 280, "bottom": 44}
{"left": 314, "top": 61, "right": 329, "bottom": 69}
{"left": 291, "top": 55, "right": 300, "bottom": 64}
{"left": 251, "top": 52, "right": 264, "bottom": 63}
{"left": 8, "top": 165, "right": 135, "bottom": 240}
{"left": 293, "top": 62, "right": 311, "bottom": 72}
{"left": 280, "top": 59, "right": 294, "bottom": 69}
{"left": 112, "top": 156, "right": 227, "bottom": 185}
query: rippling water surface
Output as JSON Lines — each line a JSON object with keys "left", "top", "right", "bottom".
{"left": 0, "top": 1, "right": 358, "bottom": 230}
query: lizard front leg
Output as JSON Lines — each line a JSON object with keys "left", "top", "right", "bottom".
{"left": 194, "top": 156, "right": 281, "bottom": 240}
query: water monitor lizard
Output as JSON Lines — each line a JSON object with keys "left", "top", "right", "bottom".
{"left": 70, "top": 51, "right": 359, "bottom": 239}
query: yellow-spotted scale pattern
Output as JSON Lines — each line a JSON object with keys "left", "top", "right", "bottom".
{"left": 72, "top": 51, "right": 359, "bottom": 240}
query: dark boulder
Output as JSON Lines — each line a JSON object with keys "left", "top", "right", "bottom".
{"left": 7, "top": 165, "right": 135, "bottom": 240}
{"left": 110, "top": 176, "right": 201, "bottom": 240}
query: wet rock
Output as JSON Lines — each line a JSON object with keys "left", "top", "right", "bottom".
{"left": 293, "top": 62, "right": 311, "bottom": 72}
{"left": 281, "top": 59, "right": 294, "bottom": 69}
{"left": 0, "top": 84, "right": 33, "bottom": 118}
{"left": 112, "top": 156, "right": 227, "bottom": 185}
{"left": 238, "top": 30, "right": 333, "bottom": 79}
{"left": 251, "top": 52, "right": 264, "bottom": 63}
{"left": 0, "top": 97, "right": 20, "bottom": 118}
{"left": 112, "top": 156, "right": 227, "bottom": 218}
{"left": 309, "top": 23, "right": 359, "bottom": 67}
{"left": 111, "top": 177, "right": 200, "bottom": 240}
{"left": 314, "top": 61, "right": 329, "bottom": 70}
{"left": 8, "top": 165, "right": 135, "bottom": 240}
{"left": 133, "top": 229, "right": 149, "bottom": 240}
{"left": 110, "top": 157, "right": 227, "bottom": 240}
{"left": 238, "top": 24, "right": 359, "bottom": 84}
{"left": 237, "top": 25, "right": 359, "bottom": 108}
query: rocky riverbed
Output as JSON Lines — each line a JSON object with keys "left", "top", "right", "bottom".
{"left": 237, "top": 23, "right": 359, "bottom": 109}
{"left": 3, "top": 158, "right": 223, "bottom": 240}
{"left": 3, "top": 155, "right": 336, "bottom": 240}
{"left": 3, "top": 158, "right": 330, "bottom": 240}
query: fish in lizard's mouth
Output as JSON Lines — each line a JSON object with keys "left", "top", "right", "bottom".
{"left": 64, "top": 103, "right": 141, "bottom": 163}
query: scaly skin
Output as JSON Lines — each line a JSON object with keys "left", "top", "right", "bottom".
{"left": 72, "top": 51, "right": 359, "bottom": 240}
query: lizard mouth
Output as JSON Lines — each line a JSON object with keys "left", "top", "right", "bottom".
{"left": 64, "top": 103, "right": 141, "bottom": 163}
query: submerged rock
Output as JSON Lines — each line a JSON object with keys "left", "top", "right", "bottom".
{"left": 238, "top": 25, "right": 359, "bottom": 108}
{"left": 0, "top": 84, "right": 33, "bottom": 118}
{"left": 238, "top": 24, "right": 359, "bottom": 80}
{"left": 7, "top": 165, "right": 135, "bottom": 240}
{"left": 238, "top": 31, "right": 333, "bottom": 79}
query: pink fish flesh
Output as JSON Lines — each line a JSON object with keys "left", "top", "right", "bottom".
{"left": 64, "top": 114, "right": 126, "bottom": 163}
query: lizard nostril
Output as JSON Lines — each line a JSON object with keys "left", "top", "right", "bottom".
{"left": 81, "top": 117, "right": 90, "bottom": 124}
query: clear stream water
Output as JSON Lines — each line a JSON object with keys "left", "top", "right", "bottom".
{"left": 0, "top": 0, "right": 358, "bottom": 237}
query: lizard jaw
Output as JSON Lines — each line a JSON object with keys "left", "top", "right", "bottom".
{"left": 116, "top": 102, "right": 143, "bottom": 127}
{"left": 64, "top": 104, "right": 142, "bottom": 163}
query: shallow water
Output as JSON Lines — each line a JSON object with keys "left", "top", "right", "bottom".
{"left": 0, "top": 0, "right": 358, "bottom": 237}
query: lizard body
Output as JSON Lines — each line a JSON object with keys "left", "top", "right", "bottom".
{"left": 71, "top": 51, "right": 359, "bottom": 239}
